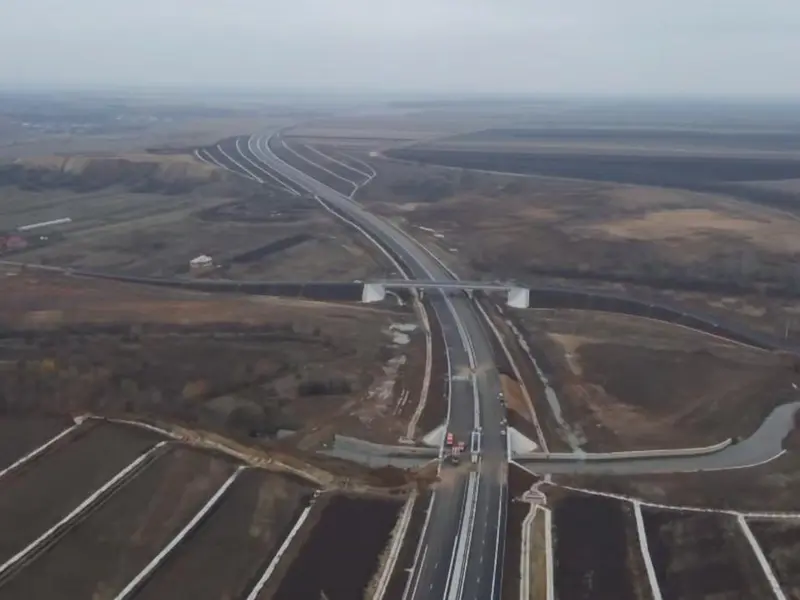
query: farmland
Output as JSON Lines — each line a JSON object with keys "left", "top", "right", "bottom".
{"left": 0, "top": 416, "right": 74, "bottom": 470}
{"left": 551, "top": 493, "right": 651, "bottom": 600}
{"left": 642, "top": 509, "right": 775, "bottom": 599}
{"left": 0, "top": 416, "right": 414, "bottom": 600}
{"left": 749, "top": 519, "right": 800, "bottom": 599}
{"left": 0, "top": 445, "right": 237, "bottom": 599}
{"left": 268, "top": 494, "right": 402, "bottom": 600}
{"left": 4, "top": 97, "right": 800, "bottom": 600}
{"left": 131, "top": 469, "right": 312, "bottom": 600}
{"left": 0, "top": 421, "right": 163, "bottom": 569}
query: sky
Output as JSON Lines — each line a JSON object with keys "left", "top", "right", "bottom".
{"left": 1, "top": 0, "right": 799, "bottom": 96}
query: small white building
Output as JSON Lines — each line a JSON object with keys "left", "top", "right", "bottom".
{"left": 189, "top": 254, "right": 214, "bottom": 271}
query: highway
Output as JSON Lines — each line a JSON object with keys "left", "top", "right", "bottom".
{"left": 202, "top": 134, "right": 510, "bottom": 600}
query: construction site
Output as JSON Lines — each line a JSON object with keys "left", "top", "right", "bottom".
{"left": 1, "top": 95, "right": 800, "bottom": 600}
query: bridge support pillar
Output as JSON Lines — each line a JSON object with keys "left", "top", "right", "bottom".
{"left": 362, "top": 283, "right": 387, "bottom": 303}
{"left": 507, "top": 287, "right": 530, "bottom": 308}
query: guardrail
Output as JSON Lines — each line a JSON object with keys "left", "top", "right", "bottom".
{"left": 515, "top": 437, "right": 733, "bottom": 461}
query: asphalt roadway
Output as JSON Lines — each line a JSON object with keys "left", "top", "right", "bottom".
{"left": 202, "top": 134, "right": 508, "bottom": 600}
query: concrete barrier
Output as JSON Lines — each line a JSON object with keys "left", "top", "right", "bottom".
{"left": 514, "top": 437, "right": 733, "bottom": 461}
{"left": 332, "top": 435, "right": 440, "bottom": 458}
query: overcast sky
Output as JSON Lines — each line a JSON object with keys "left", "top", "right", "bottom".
{"left": 1, "top": 0, "right": 799, "bottom": 96}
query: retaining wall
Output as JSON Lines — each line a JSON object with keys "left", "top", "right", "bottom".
{"left": 515, "top": 437, "right": 733, "bottom": 462}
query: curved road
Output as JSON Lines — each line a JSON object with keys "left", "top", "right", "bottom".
{"left": 203, "top": 133, "right": 509, "bottom": 600}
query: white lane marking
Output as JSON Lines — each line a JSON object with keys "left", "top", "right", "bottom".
{"left": 342, "top": 151, "right": 378, "bottom": 178}
{"left": 305, "top": 144, "right": 372, "bottom": 180}
{"left": 279, "top": 139, "right": 358, "bottom": 196}
{"left": 0, "top": 422, "right": 81, "bottom": 482}
{"left": 633, "top": 501, "right": 663, "bottom": 600}
{"left": 489, "top": 482, "right": 505, "bottom": 598}
{"left": 193, "top": 149, "right": 211, "bottom": 165}
{"left": 114, "top": 466, "right": 245, "bottom": 599}
{"left": 215, "top": 142, "right": 262, "bottom": 183}
{"left": 244, "top": 136, "right": 302, "bottom": 195}
{"left": 737, "top": 515, "right": 788, "bottom": 600}
{"left": 300, "top": 144, "right": 365, "bottom": 187}
{"left": 197, "top": 148, "right": 229, "bottom": 172}
{"left": 251, "top": 132, "right": 488, "bottom": 598}
{"left": 245, "top": 499, "right": 315, "bottom": 600}
{"left": 0, "top": 441, "right": 167, "bottom": 578}
{"left": 408, "top": 545, "right": 429, "bottom": 600}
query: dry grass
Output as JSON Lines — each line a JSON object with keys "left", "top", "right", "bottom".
{"left": 546, "top": 334, "right": 588, "bottom": 375}
{"left": 500, "top": 374, "right": 532, "bottom": 425}
{"left": 16, "top": 152, "right": 219, "bottom": 184}
{"left": 590, "top": 208, "right": 800, "bottom": 254}
{"left": 0, "top": 268, "right": 396, "bottom": 332}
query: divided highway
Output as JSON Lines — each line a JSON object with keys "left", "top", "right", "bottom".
{"left": 201, "top": 134, "right": 510, "bottom": 600}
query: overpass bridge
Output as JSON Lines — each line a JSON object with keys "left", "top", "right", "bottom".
{"left": 361, "top": 279, "right": 531, "bottom": 308}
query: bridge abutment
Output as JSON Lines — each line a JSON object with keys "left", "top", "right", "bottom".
{"left": 362, "top": 283, "right": 387, "bottom": 303}
{"left": 507, "top": 287, "right": 530, "bottom": 308}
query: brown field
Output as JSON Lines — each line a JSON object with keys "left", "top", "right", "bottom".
{"left": 131, "top": 468, "right": 312, "bottom": 600}
{"left": 0, "top": 417, "right": 74, "bottom": 471}
{"left": 386, "top": 167, "right": 800, "bottom": 278}
{"left": 591, "top": 207, "right": 800, "bottom": 255}
{"left": 510, "top": 309, "right": 795, "bottom": 451}
{"left": 336, "top": 155, "right": 800, "bottom": 329}
{"left": 0, "top": 445, "right": 237, "bottom": 600}
{"left": 268, "top": 494, "right": 402, "bottom": 600}
{"left": 1, "top": 178, "right": 386, "bottom": 282}
{"left": 0, "top": 269, "right": 421, "bottom": 447}
{"left": 0, "top": 422, "right": 163, "bottom": 566}
{"left": 0, "top": 412, "right": 412, "bottom": 600}
{"left": 551, "top": 493, "right": 650, "bottom": 600}
{"left": 642, "top": 509, "right": 775, "bottom": 600}
{"left": 749, "top": 519, "right": 800, "bottom": 599}
{"left": 287, "top": 112, "right": 491, "bottom": 150}
{"left": 0, "top": 113, "right": 291, "bottom": 161}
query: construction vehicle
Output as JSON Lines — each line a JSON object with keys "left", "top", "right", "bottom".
{"left": 448, "top": 444, "right": 462, "bottom": 464}
{"left": 445, "top": 436, "right": 465, "bottom": 464}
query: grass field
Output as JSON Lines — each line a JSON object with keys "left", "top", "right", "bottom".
{"left": 0, "top": 268, "right": 420, "bottom": 446}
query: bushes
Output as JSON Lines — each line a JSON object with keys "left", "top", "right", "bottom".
{"left": 298, "top": 377, "right": 352, "bottom": 396}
